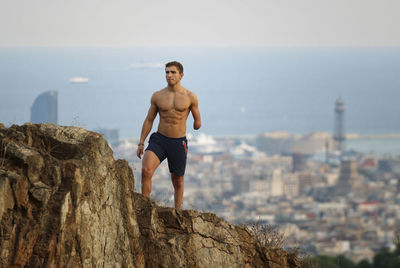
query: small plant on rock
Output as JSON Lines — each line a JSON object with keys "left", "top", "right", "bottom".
{"left": 250, "top": 221, "right": 288, "bottom": 249}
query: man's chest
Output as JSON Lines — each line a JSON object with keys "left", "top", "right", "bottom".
{"left": 157, "top": 94, "right": 191, "bottom": 112}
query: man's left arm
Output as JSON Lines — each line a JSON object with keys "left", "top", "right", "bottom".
{"left": 190, "top": 93, "right": 201, "bottom": 130}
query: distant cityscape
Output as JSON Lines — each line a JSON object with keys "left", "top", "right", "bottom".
{"left": 28, "top": 90, "right": 400, "bottom": 262}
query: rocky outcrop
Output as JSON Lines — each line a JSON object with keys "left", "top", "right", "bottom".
{"left": 0, "top": 123, "right": 299, "bottom": 268}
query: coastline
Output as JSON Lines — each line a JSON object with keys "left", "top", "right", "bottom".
{"left": 347, "top": 133, "right": 400, "bottom": 139}
{"left": 187, "top": 131, "right": 400, "bottom": 156}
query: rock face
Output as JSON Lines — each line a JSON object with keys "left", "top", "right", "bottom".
{"left": 0, "top": 123, "right": 299, "bottom": 268}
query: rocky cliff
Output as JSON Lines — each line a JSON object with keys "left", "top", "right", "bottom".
{"left": 0, "top": 123, "right": 299, "bottom": 268}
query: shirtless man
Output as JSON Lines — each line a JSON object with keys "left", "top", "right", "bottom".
{"left": 136, "top": 61, "right": 201, "bottom": 209}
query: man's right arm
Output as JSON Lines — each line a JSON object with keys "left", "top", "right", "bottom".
{"left": 137, "top": 94, "right": 158, "bottom": 159}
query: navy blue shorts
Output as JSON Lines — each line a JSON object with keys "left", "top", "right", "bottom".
{"left": 145, "top": 132, "right": 188, "bottom": 176}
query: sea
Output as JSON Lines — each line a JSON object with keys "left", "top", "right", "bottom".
{"left": 1, "top": 47, "right": 399, "bottom": 155}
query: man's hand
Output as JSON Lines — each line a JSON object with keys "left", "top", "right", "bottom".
{"left": 137, "top": 144, "right": 144, "bottom": 159}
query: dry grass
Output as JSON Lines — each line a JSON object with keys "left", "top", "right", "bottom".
{"left": 71, "top": 116, "right": 86, "bottom": 128}
{"left": 249, "top": 221, "right": 321, "bottom": 267}
{"left": 250, "top": 221, "right": 288, "bottom": 249}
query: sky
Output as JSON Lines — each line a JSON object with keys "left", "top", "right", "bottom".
{"left": 1, "top": 0, "right": 400, "bottom": 48}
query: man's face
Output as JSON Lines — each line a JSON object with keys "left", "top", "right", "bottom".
{"left": 165, "top": 66, "right": 183, "bottom": 86}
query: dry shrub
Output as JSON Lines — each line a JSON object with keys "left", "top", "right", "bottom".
{"left": 250, "top": 221, "right": 288, "bottom": 249}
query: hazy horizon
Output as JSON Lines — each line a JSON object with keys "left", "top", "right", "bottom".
{"left": 1, "top": 47, "right": 400, "bottom": 140}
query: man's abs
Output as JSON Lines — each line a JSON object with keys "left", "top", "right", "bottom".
{"left": 157, "top": 109, "right": 189, "bottom": 137}
{"left": 157, "top": 120, "right": 187, "bottom": 138}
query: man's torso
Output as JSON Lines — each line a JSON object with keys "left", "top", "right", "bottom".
{"left": 155, "top": 87, "right": 192, "bottom": 138}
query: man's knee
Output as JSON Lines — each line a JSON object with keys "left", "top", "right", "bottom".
{"left": 142, "top": 150, "right": 160, "bottom": 178}
{"left": 172, "top": 175, "right": 184, "bottom": 188}
{"left": 142, "top": 166, "right": 155, "bottom": 179}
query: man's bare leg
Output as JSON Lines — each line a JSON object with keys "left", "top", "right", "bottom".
{"left": 171, "top": 173, "right": 184, "bottom": 209}
{"left": 141, "top": 150, "right": 160, "bottom": 197}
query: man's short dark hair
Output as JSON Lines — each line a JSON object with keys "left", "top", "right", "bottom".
{"left": 166, "top": 61, "right": 184, "bottom": 74}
